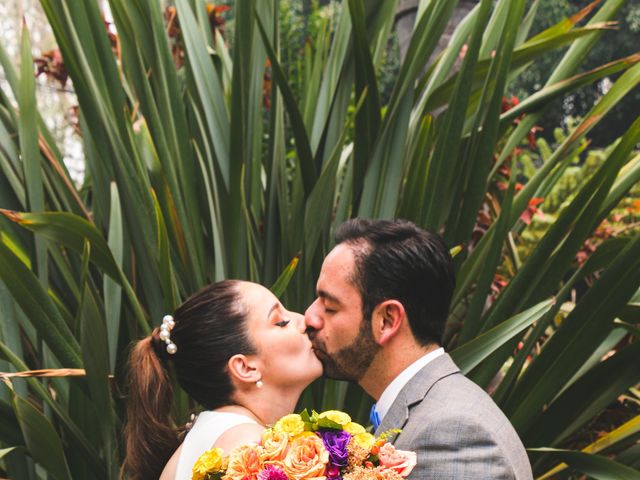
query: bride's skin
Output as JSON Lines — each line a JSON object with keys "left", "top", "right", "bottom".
{"left": 161, "top": 282, "right": 323, "bottom": 479}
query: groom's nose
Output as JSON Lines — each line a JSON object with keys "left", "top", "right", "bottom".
{"left": 304, "top": 298, "right": 323, "bottom": 332}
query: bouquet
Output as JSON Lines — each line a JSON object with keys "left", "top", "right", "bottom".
{"left": 192, "top": 409, "right": 417, "bottom": 480}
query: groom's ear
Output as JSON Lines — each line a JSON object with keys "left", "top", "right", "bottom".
{"left": 372, "top": 300, "right": 405, "bottom": 346}
{"left": 227, "top": 354, "right": 261, "bottom": 385}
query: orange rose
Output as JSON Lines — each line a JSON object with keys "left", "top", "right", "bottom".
{"left": 261, "top": 429, "right": 289, "bottom": 465}
{"left": 224, "top": 444, "right": 263, "bottom": 480}
{"left": 283, "top": 432, "right": 329, "bottom": 479}
{"left": 377, "top": 443, "right": 417, "bottom": 477}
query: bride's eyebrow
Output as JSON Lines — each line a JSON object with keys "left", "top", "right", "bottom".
{"left": 266, "top": 302, "right": 280, "bottom": 322}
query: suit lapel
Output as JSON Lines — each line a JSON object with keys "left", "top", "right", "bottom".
{"left": 375, "top": 392, "right": 409, "bottom": 437}
{"left": 374, "top": 353, "right": 460, "bottom": 439}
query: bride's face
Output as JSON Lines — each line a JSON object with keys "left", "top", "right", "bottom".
{"left": 237, "top": 282, "right": 323, "bottom": 389}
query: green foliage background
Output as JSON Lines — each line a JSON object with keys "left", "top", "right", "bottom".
{"left": 510, "top": 0, "right": 640, "bottom": 147}
{"left": 0, "top": 0, "right": 638, "bottom": 478}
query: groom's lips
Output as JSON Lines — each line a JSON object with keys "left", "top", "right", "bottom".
{"left": 311, "top": 347, "right": 329, "bottom": 361}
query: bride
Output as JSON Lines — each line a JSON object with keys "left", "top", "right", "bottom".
{"left": 121, "top": 280, "right": 323, "bottom": 479}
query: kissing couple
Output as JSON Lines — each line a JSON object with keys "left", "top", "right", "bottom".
{"left": 122, "top": 218, "right": 533, "bottom": 480}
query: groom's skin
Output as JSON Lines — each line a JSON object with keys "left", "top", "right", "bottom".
{"left": 305, "top": 218, "right": 532, "bottom": 479}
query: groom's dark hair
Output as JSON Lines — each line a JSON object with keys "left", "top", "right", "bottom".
{"left": 335, "top": 218, "right": 455, "bottom": 346}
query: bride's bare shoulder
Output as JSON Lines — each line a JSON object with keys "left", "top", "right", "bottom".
{"left": 213, "top": 423, "right": 265, "bottom": 452}
{"left": 159, "top": 444, "right": 182, "bottom": 480}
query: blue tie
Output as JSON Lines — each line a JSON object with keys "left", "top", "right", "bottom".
{"left": 370, "top": 403, "right": 381, "bottom": 430}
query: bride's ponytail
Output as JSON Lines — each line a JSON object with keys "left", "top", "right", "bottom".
{"left": 122, "top": 330, "right": 178, "bottom": 479}
{"left": 122, "top": 280, "right": 256, "bottom": 478}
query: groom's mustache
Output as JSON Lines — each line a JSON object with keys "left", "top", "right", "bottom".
{"left": 305, "top": 326, "right": 317, "bottom": 341}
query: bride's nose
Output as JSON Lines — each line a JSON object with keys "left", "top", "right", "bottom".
{"left": 292, "top": 313, "right": 306, "bottom": 333}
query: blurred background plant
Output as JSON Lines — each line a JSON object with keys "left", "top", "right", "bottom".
{"left": 0, "top": 0, "right": 639, "bottom": 478}
{"left": 508, "top": 0, "right": 640, "bottom": 147}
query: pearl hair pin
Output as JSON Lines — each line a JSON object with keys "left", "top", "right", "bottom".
{"left": 159, "top": 314, "right": 177, "bottom": 354}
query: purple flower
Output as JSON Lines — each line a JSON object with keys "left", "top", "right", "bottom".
{"left": 257, "top": 465, "right": 288, "bottom": 480}
{"left": 319, "top": 430, "right": 351, "bottom": 468}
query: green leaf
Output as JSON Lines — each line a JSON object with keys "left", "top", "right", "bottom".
{"left": 525, "top": 340, "right": 640, "bottom": 447}
{"left": 0, "top": 446, "right": 22, "bottom": 459}
{"left": 270, "top": 255, "right": 300, "bottom": 299}
{"left": 529, "top": 448, "right": 640, "bottom": 480}
{"left": 0, "top": 210, "right": 149, "bottom": 333}
{"left": 255, "top": 12, "right": 316, "bottom": 197}
{"left": 0, "top": 239, "right": 81, "bottom": 368}
{"left": 451, "top": 300, "right": 552, "bottom": 374}
{"left": 0, "top": 340, "right": 104, "bottom": 477}
{"left": 316, "top": 417, "right": 343, "bottom": 430}
{"left": 348, "top": 0, "right": 381, "bottom": 207}
{"left": 79, "top": 283, "right": 117, "bottom": 474}
{"left": 12, "top": 393, "right": 72, "bottom": 480}
{"left": 104, "top": 183, "right": 123, "bottom": 372}
{"left": 506, "top": 233, "right": 640, "bottom": 434}
{"left": 175, "top": 0, "right": 230, "bottom": 188}
{"left": 420, "top": 0, "right": 493, "bottom": 229}
{"left": 18, "top": 22, "right": 47, "bottom": 287}
{"left": 536, "top": 416, "right": 640, "bottom": 479}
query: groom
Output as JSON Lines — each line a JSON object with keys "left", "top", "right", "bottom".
{"left": 305, "top": 218, "right": 532, "bottom": 479}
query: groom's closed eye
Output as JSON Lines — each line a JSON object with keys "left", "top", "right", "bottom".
{"left": 275, "top": 319, "right": 290, "bottom": 327}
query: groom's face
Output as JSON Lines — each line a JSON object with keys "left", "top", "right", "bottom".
{"left": 305, "top": 243, "right": 379, "bottom": 381}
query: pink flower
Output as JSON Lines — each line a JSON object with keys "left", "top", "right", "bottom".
{"left": 257, "top": 464, "right": 289, "bottom": 480}
{"left": 377, "top": 443, "right": 417, "bottom": 477}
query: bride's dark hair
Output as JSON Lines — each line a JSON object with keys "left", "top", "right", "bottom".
{"left": 122, "top": 280, "right": 256, "bottom": 479}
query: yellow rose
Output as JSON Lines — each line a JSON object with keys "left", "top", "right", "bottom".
{"left": 283, "top": 432, "right": 329, "bottom": 479}
{"left": 261, "top": 428, "right": 289, "bottom": 464}
{"left": 318, "top": 410, "right": 351, "bottom": 426}
{"left": 352, "top": 432, "right": 375, "bottom": 451}
{"left": 273, "top": 413, "right": 305, "bottom": 437}
{"left": 192, "top": 447, "right": 226, "bottom": 480}
{"left": 343, "top": 422, "right": 366, "bottom": 435}
{"left": 224, "top": 444, "right": 263, "bottom": 480}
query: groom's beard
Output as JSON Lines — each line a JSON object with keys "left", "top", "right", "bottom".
{"left": 312, "top": 319, "right": 379, "bottom": 382}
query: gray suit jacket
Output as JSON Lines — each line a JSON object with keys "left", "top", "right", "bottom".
{"left": 375, "top": 353, "right": 533, "bottom": 479}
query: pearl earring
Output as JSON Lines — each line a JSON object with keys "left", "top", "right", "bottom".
{"left": 256, "top": 380, "right": 264, "bottom": 388}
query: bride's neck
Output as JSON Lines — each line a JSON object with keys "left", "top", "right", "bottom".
{"left": 224, "top": 387, "right": 301, "bottom": 427}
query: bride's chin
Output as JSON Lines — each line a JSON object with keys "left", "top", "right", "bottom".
{"left": 311, "top": 359, "right": 323, "bottom": 380}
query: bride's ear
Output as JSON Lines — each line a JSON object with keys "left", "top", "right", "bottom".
{"left": 227, "top": 354, "right": 262, "bottom": 386}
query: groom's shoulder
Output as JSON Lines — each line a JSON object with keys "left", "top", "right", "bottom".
{"left": 411, "top": 357, "right": 509, "bottom": 425}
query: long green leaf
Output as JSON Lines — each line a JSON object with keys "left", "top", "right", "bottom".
{"left": 12, "top": 393, "right": 72, "bottom": 480}
{"left": 18, "top": 23, "right": 47, "bottom": 288}
{"left": 537, "top": 416, "right": 640, "bottom": 479}
{"left": 506, "top": 233, "right": 640, "bottom": 434}
{"left": 452, "top": 300, "right": 552, "bottom": 374}
{"left": 255, "top": 12, "right": 316, "bottom": 197}
{"left": 104, "top": 183, "right": 123, "bottom": 372}
{"left": 525, "top": 340, "right": 640, "bottom": 447}
{"left": 529, "top": 448, "right": 640, "bottom": 480}
{"left": 0, "top": 210, "right": 149, "bottom": 333}
{"left": 0, "top": 340, "right": 104, "bottom": 476}
{"left": 79, "top": 283, "right": 116, "bottom": 475}
{"left": 0, "top": 239, "right": 81, "bottom": 368}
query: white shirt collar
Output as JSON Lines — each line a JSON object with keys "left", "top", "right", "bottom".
{"left": 375, "top": 348, "right": 444, "bottom": 422}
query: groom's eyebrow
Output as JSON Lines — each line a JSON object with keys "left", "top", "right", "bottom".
{"left": 318, "top": 290, "right": 341, "bottom": 306}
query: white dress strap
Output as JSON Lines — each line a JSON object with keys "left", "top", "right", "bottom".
{"left": 174, "top": 411, "right": 258, "bottom": 480}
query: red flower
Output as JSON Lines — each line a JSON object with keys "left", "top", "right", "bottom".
{"left": 520, "top": 197, "right": 544, "bottom": 225}
{"left": 34, "top": 49, "right": 68, "bottom": 87}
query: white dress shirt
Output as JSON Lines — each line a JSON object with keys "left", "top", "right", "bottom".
{"left": 375, "top": 348, "right": 444, "bottom": 422}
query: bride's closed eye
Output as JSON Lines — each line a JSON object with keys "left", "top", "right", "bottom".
{"left": 275, "top": 318, "right": 291, "bottom": 327}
